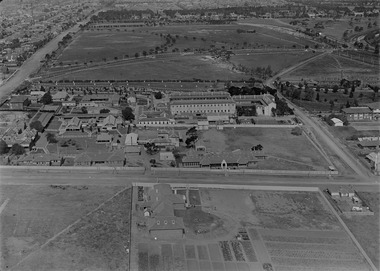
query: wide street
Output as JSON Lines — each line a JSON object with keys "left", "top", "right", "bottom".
{"left": 0, "top": 167, "right": 378, "bottom": 192}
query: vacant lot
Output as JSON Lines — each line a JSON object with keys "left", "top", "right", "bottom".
{"left": 0, "top": 185, "right": 124, "bottom": 270}
{"left": 200, "top": 127, "right": 329, "bottom": 171}
{"left": 14, "top": 187, "right": 132, "bottom": 271}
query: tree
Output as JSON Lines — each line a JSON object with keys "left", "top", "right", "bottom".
{"left": 291, "top": 126, "right": 302, "bottom": 136}
{"left": 41, "top": 91, "right": 52, "bottom": 104}
{"left": 0, "top": 140, "right": 8, "bottom": 154}
{"left": 11, "top": 143, "right": 25, "bottom": 155}
{"left": 346, "top": 100, "right": 351, "bottom": 108}
{"left": 81, "top": 107, "right": 88, "bottom": 114}
{"left": 332, "top": 85, "right": 339, "bottom": 93}
{"left": 122, "top": 107, "right": 135, "bottom": 121}
{"left": 134, "top": 52, "right": 139, "bottom": 58}
{"left": 46, "top": 132, "right": 58, "bottom": 143}
{"left": 154, "top": 91, "right": 163, "bottom": 99}
{"left": 30, "top": 120, "right": 44, "bottom": 132}
{"left": 316, "top": 92, "right": 320, "bottom": 101}
{"left": 100, "top": 108, "right": 110, "bottom": 114}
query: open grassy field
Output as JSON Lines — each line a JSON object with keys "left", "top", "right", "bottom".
{"left": 0, "top": 185, "right": 125, "bottom": 270}
{"left": 52, "top": 54, "right": 249, "bottom": 81}
{"left": 284, "top": 54, "right": 380, "bottom": 80}
{"left": 14, "top": 187, "right": 132, "bottom": 271}
{"left": 230, "top": 50, "right": 318, "bottom": 74}
{"left": 199, "top": 127, "right": 330, "bottom": 171}
{"left": 342, "top": 192, "right": 379, "bottom": 269}
{"left": 132, "top": 186, "right": 372, "bottom": 271}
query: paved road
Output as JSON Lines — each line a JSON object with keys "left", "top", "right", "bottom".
{"left": 0, "top": 10, "right": 103, "bottom": 100}
{"left": 0, "top": 167, "right": 378, "bottom": 191}
{"left": 264, "top": 52, "right": 376, "bottom": 181}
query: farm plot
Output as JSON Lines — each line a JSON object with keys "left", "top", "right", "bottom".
{"left": 0, "top": 185, "right": 124, "bottom": 270}
{"left": 240, "top": 241, "right": 258, "bottom": 262}
{"left": 230, "top": 241, "right": 246, "bottom": 261}
{"left": 250, "top": 191, "right": 342, "bottom": 230}
{"left": 219, "top": 241, "right": 234, "bottom": 261}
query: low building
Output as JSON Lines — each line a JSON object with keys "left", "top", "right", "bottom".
{"left": 366, "top": 102, "right": 380, "bottom": 120}
{"left": 357, "top": 140, "right": 380, "bottom": 149}
{"left": 341, "top": 107, "right": 373, "bottom": 121}
{"left": 330, "top": 118, "right": 343, "bottom": 127}
{"left": 52, "top": 91, "right": 69, "bottom": 102}
{"left": 96, "top": 133, "right": 113, "bottom": 144}
{"left": 366, "top": 152, "right": 380, "bottom": 175}
{"left": 138, "top": 117, "right": 176, "bottom": 126}
{"left": 74, "top": 151, "right": 125, "bottom": 166}
{"left": 9, "top": 96, "right": 30, "bottom": 110}
{"left": 18, "top": 153, "right": 63, "bottom": 166}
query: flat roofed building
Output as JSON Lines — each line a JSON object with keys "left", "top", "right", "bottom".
{"left": 233, "top": 94, "right": 276, "bottom": 116}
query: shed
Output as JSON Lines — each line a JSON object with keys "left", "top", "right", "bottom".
{"left": 330, "top": 118, "right": 343, "bottom": 127}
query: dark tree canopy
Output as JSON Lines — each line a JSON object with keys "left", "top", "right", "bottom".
{"left": 122, "top": 107, "right": 135, "bottom": 121}
{"left": 0, "top": 140, "right": 9, "bottom": 154}
{"left": 41, "top": 91, "right": 52, "bottom": 104}
{"left": 11, "top": 143, "right": 25, "bottom": 155}
{"left": 30, "top": 120, "right": 44, "bottom": 132}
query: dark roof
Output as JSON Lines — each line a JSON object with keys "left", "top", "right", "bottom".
{"left": 10, "top": 95, "right": 29, "bottom": 103}
{"left": 358, "top": 140, "right": 380, "bottom": 148}
{"left": 342, "top": 107, "right": 372, "bottom": 114}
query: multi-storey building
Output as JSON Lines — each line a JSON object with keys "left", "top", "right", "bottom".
{"left": 169, "top": 92, "right": 236, "bottom": 116}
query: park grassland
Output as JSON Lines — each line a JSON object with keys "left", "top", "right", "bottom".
{"left": 132, "top": 187, "right": 373, "bottom": 271}
{"left": 0, "top": 185, "right": 131, "bottom": 270}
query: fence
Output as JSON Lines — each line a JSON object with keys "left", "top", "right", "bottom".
{"left": 152, "top": 167, "right": 338, "bottom": 176}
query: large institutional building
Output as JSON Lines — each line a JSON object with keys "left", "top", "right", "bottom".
{"left": 169, "top": 92, "right": 236, "bottom": 116}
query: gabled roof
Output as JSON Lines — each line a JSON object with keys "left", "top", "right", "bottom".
{"left": 148, "top": 216, "right": 184, "bottom": 231}
{"left": 10, "top": 95, "right": 29, "bottom": 103}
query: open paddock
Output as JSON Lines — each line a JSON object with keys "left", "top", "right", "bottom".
{"left": 0, "top": 185, "right": 125, "bottom": 270}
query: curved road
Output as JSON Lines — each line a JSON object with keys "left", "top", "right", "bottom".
{"left": 0, "top": 10, "right": 104, "bottom": 100}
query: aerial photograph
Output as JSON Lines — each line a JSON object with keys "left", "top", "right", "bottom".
{"left": 0, "top": 0, "right": 379, "bottom": 270}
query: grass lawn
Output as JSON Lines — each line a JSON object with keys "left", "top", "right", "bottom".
{"left": 53, "top": 55, "right": 249, "bottom": 81}
{"left": 342, "top": 192, "right": 379, "bottom": 269}
{"left": 230, "top": 51, "right": 318, "bottom": 74}
{"left": 200, "top": 128, "right": 329, "bottom": 170}
{"left": 0, "top": 185, "right": 124, "bottom": 270}
{"left": 284, "top": 54, "right": 380, "bottom": 80}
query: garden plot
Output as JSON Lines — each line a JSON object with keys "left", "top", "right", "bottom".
{"left": 132, "top": 187, "right": 373, "bottom": 271}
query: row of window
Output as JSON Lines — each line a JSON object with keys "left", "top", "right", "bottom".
{"left": 173, "top": 104, "right": 233, "bottom": 107}
{"left": 174, "top": 109, "right": 233, "bottom": 113}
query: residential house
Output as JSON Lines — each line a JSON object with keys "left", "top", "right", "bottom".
{"left": 1, "top": 127, "right": 37, "bottom": 148}
{"left": 9, "top": 96, "right": 30, "bottom": 110}
{"left": 341, "top": 107, "right": 373, "bottom": 121}
{"left": 29, "top": 90, "right": 45, "bottom": 103}
{"left": 59, "top": 117, "right": 82, "bottom": 135}
{"left": 74, "top": 151, "right": 125, "bottom": 166}
{"left": 99, "top": 115, "right": 123, "bottom": 131}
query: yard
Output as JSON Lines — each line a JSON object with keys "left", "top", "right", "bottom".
{"left": 199, "top": 127, "right": 330, "bottom": 171}
{"left": 0, "top": 185, "right": 127, "bottom": 270}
